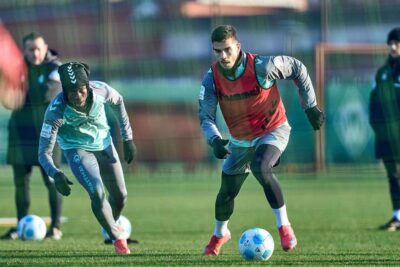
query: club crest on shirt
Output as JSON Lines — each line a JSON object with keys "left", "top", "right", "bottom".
{"left": 73, "top": 153, "right": 81, "bottom": 164}
{"left": 38, "top": 74, "right": 45, "bottom": 84}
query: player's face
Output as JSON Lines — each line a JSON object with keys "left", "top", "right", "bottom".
{"left": 23, "top": 37, "right": 48, "bottom": 65}
{"left": 67, "top": 85, "right": 89, "bottom": 110}
{"left": 388, "top": 41, "right": 400, "bottom": 58}
{"left": 212, "top": 37, "right": 241, "bottom": 70}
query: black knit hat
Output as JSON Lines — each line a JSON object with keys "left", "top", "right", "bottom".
{"left": 58, "top": 62, "right": 90, "bottom": 91}
{"left": 387, "top": 27, "right": 400, "bottom": 44}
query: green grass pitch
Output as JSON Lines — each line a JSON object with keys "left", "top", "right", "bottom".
{"left": 0, "top": 165, "right": 399, "bottom": 266}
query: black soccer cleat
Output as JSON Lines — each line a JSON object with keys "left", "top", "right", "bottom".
{"left": 378, "top": 217, "right": 400, "bottom": 231}
{"left": 0, "top": 227, "right": 18, "bottom": 240}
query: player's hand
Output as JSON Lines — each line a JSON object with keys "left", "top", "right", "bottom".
{"left": 123, "top": 140, "right": 136, "bottom": 164}
{"left": 53, "top": 172, "right": 73, "bottom": 196}
{"left": 211, "top": 137, "right": 230, "bottom": 159}
{"left": 305, "top": 106, "right": 325, "bottom": 130}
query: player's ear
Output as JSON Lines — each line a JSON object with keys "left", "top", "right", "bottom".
{"left": 236, "top": 42, "right": 241, "bottom": 50}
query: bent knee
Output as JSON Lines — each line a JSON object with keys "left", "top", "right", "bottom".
{"left": 217, "top": 190, "right": 239, "bottom": 202}
{"left": 116, "top": 192, "right": 128, "bottom": 206}
{"left": 89, "top": 186, "right": 107, "bottom": 203}
{"left": 110, "top": 190, "right": 128, "bottom": 207}
{"left": 250, "top": 160, "right": 273, "bottom": 174}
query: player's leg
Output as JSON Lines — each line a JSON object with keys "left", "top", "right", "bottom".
{"left": 215, "top": 172, "right": 248, "bottom": 234}
{"left": 250, "top": 122, "right": 297, "bottom": 251}
{"left": 250, "top": 144, "right": 296, "bottom": 251}
{"left": 13, "top": 165, "right": 32, "bottom": 221}
{"left": 0, "top": 165, "right": 32, "bottom": 240}
{"left": 64, "top": 148, "right": 129, "bottom": 254}
{"left": 379, "top": 160, "right": 400, "bottom": 231}
{"left": 95, "top": 143, "right": 127, "bottom": 222}
{"left": 39, "top": 166, "right": 63, "bottom": 240}
{"left": 250, "top": 144, "right": 284, "bottom": 209}
{"left": 95, "top": 143, "right": 137, "bottom": 245}
{"left": 204, "top": 145, "right": 252, "bottom": 256}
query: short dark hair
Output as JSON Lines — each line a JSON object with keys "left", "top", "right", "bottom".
{"left": 387, "top": 27, "right": 400, "bottom": 44}
{"left": 22, "top": 32, "right": 45, "bottom": 47}
{"left": 211, "top": 25, "right": 238, "bottom": 43}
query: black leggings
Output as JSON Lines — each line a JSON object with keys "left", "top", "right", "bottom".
{"left": 250, "top": 144, "right": 284, "bottom": 209}
{"left": 13, "top": 165, "right": 62, "bottom": 228}
{"left": 383, "top": 160, "right": 400, "bottom": 210}
{"left": 215, "top": 144, "right": 284, "bottom": 221}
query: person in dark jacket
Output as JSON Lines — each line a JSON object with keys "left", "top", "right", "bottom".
{"left": 369, "top": 27, "right": 400, "bottom": 231}
{"left": 0, "top": 32, "right": 63, "bottom": 240}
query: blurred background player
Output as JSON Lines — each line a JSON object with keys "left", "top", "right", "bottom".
{"left": 369, "top": 27, "right": 400, "bottom": 231}
{"left": 38, "top": 62, "right": 136, "bottom": 254}
{"left": 0, "top": 22, "right": 27, "bottom": 110}
{"left": 1, "top": 32, "right": 63, "bottom": 240}
{"left": 199, "top": 25, "right": 324, "bottom": 255}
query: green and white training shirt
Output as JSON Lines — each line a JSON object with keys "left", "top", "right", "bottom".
{"left": 38, "top": 81, "right": 133, "bottom": 177}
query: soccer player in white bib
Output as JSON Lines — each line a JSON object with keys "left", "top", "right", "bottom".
{"left": 38, "top": 62, "right": 136, "bottom": 254}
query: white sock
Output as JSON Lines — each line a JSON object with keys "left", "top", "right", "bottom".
{"left": 214, "top": 219, "right": 229, "bottom": 237}
{"left": 273, "top": 204, "right": 290, "bottom": 228}
{"left": 393, "top": 210, "right": 400, "bottom": 220}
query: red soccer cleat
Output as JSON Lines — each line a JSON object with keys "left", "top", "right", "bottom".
{"left": 114, "top": 239, "right": 131, "bottom": 254}
{"left": 203, "top": 232, "right": 231, "bottom": 256}
{"left": 278, "top": 225, "right": 297, "bottom": 251}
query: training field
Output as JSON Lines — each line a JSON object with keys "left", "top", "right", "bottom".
{"left": 0, "top": 165, "right": 399, "bottom": 266}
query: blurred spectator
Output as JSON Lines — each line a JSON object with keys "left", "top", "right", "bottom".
{"left": 1, "top": 32, "right": 63, "bottom": 240}
{"left": 369, "top": 27, "right": 400, "bottom": 231}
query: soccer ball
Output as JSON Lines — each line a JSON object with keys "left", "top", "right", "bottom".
{"left": 17, "top": 214, "right": 47, "bottom": 241}
{"left": 239, "top": 228, "right": 274, "bottom": 261}
{"left": 101, "top": 215, "right": 132, "bottom": 240}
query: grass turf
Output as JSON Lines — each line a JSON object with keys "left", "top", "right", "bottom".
{"left": 0, "top": 165, "right": 399, "bottom": 266}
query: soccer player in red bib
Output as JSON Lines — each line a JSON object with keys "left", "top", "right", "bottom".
{"left": 199, "top": 25, "right": 324, "bottom": 256}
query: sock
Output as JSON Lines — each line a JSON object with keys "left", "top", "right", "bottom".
{"left": 393, "top": 210, "right": 400, "bottom": 220}
{"left": 214, "top": 219, "right": 229, "bottom": 237}
{"left": 273, "top": 204, "right": 290, "bottom": 228}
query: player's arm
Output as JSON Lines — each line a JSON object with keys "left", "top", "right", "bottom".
{"left": 258, "top": 55, "right": 324, "bottom": 130}
{"left": 39, "top": 96, "right": 73, "bottom": 196}
{"left": 94, "top": 81, "right": 136, "bottom": 163}
{"left": 199, "top": 70, "right": 230, "bottom": 159}
{"left": 258, "top": 55, "right": 317, "bottom": 109}
{"left": 94, "top": 81, "right": 133, "bottom": 141}
{"left": 199, "top": 69, "right": 222, "bottom": 145}
{"left": 369, "top": 74, "right": 382, "bottom": 133}
{"left": 38, "top": 99, "right": 64, "bottom": 178}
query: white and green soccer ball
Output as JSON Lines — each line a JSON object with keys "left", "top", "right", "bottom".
{"left": 239, "top": 228, "right": 274, "bottom": 261}
{"left": 101, "top": 215, "right": 132, "bottom": 240}
{"left": 17, "top": 214, "right": 47, "bottom": 241}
